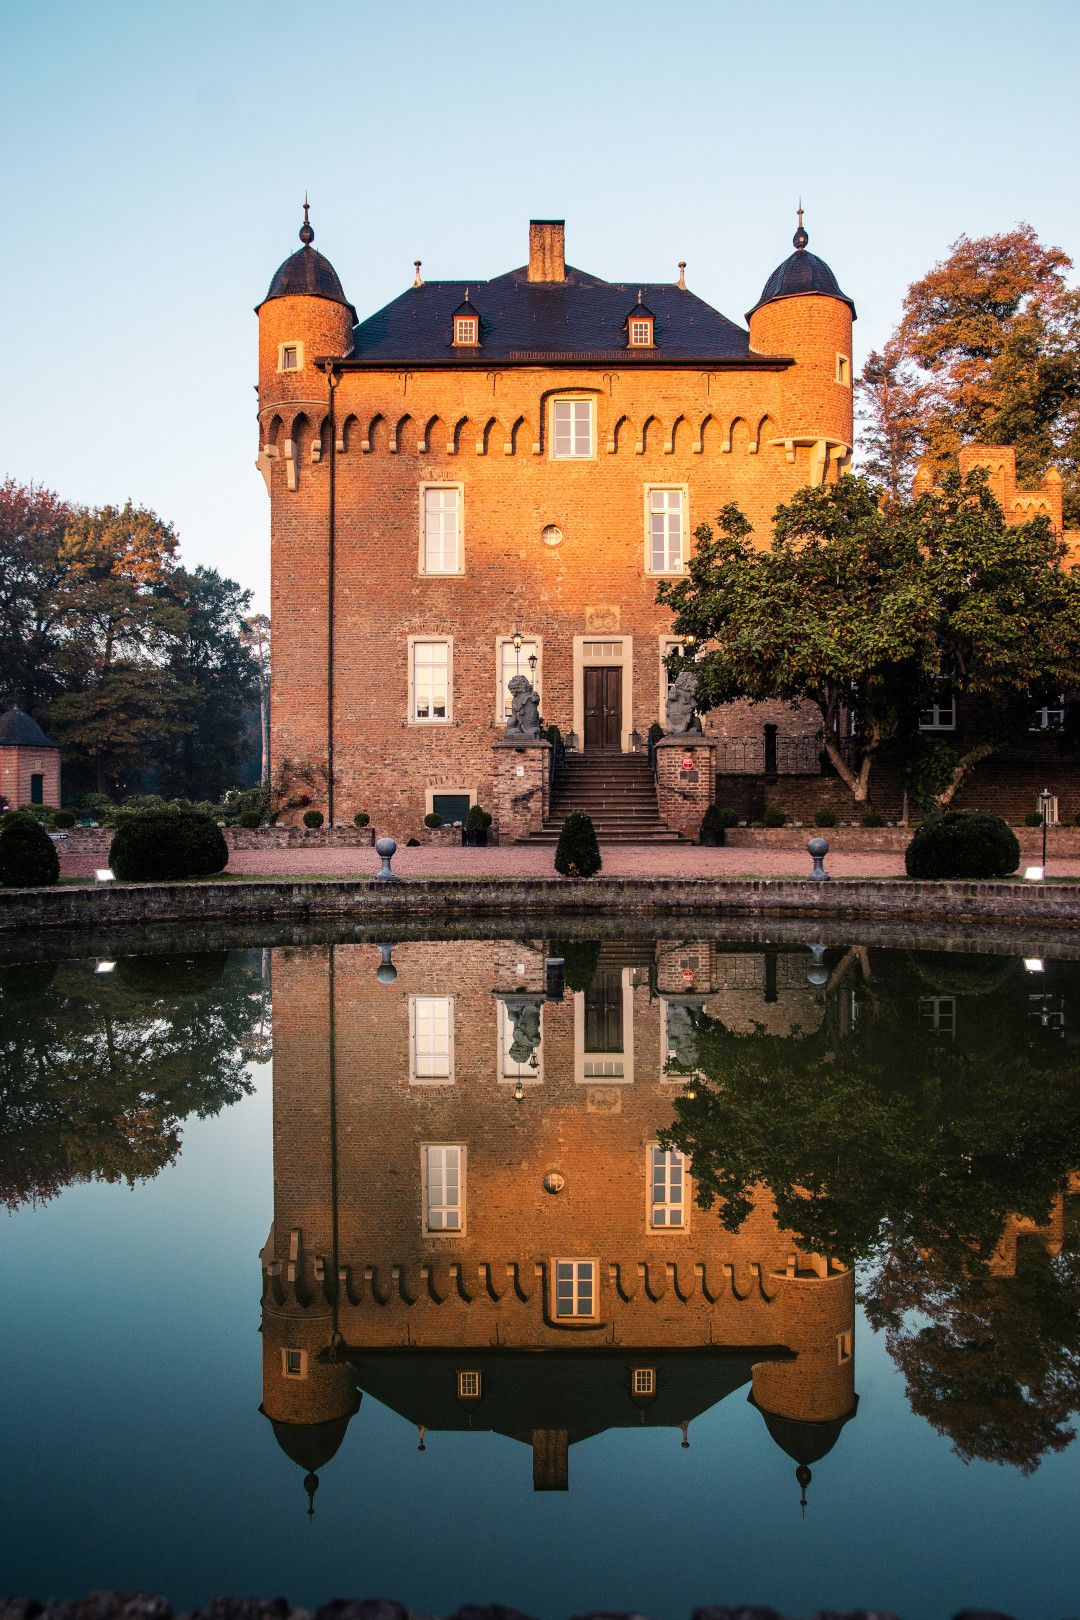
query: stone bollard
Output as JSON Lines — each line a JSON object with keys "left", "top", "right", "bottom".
{"left": 807, "top": 835, "right": 830, "bottom": 881}
{"left": 374, "top": 835, "right": 398, "bottom": 882}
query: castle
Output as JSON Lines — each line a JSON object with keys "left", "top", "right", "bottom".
{"left": 255, "top": 208, "right": 859, "bottom": 841}
{"left": 256, "top": 208, "right": 1077, "bottom": 841}
{"left": 258, "top": 936, "right": 857, "bottom": 1511}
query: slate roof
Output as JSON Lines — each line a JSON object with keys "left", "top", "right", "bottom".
{"left": 0, "top": 706, "right": 58, "bottom": 749}
{"left": 259, "top": 245, "right": 358, "bottom": 323}
{"left": 343, "top": 266, "right": 770, "bottom": 368}
{"left": 747, "top": 246, "right": 856, "bottom": 320}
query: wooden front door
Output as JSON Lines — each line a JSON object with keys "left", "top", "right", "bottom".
{"left": 584, "top": 969, "right": 624, "bottom": 1053}
{"left": 584, "top": 666, "right": 622, "bottom": 751}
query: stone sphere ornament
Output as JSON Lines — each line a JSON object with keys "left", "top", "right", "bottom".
{"left": 807, "top": 835, "right": 830, "bottom": 881}
{"left": 375, "top": 835, "right": 398, "bottom": 881}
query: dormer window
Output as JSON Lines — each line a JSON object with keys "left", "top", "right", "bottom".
{"left": 452, "top": 292, "right": 480, "bottom": 347}
{"left": 626, "top": 294, "right": 655, "bottom": 348}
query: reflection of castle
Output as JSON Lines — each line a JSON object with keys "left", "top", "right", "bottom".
{"left": 260, "top": 940, "right": 857, "bottom": 1511}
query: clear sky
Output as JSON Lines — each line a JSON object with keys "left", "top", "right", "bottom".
{"left": 3, "top": 0, "right": 1078, "bottom": 611}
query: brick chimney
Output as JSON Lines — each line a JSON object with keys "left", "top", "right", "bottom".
{"left": 528, "top": 220, "right": 565, "bottom": 282}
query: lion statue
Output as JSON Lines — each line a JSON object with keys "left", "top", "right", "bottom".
{"left": 505, "top": 674, "right": 541, "bottom": 738}
{"left": 666, "top": 668, "right": 702, "bottom": 734}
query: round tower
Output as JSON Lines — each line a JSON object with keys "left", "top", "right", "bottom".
{"left": 747, "top": 209, "right": 856, "bottom": 479}
{"left": 260, "top": 1316, "right": 360, "bottom": 1516}
{"left": 256, "top": 201, "right": 356, "bottom": 409}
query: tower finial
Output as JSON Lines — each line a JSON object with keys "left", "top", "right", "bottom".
{"left": 304, "top": 1469, "right": 319, "bottom": 1518}
{"left": 299, "top": 195, "right": 315, "bottom": 247}
{"left": 793, "top": 198, "right": 808, "bottom": 252}
{"left": 413, "top": 259, "right": 423, "bottom": 288}
{"left": 796, "top": 1462, "right": 812, "bottom": 1513}
{"left": 677, "top": 261, "right": 687, "bottom": 290}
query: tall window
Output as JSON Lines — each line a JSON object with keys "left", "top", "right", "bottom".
{"left": 411, "top": 995, "right": 454, "bottom": 1082}
{"left": 649, "top": 488, "right": 684, "bottom": 573}
{"left": 422, "top": 488, "right": 461, "bottom": 574}
{"left": 918, "top": 696, "right": 955, "bottom": 731}
{"left": 650, "top": 1145, "right": 686, "bottom": 1228}
{"left": 552, "top": 399, "right": 593, "bottom": 458}
{"left": 425, "top": 1145, "right": 463, "bottom": 1230}
{"left": 411, "top": 639, "right": 450, "bottom": 722}
{"left": 499, "top": 637, "right": 541, "bottom": 719}
{"left": 554, "top": 1259, "right": 595, "bottom": 1318}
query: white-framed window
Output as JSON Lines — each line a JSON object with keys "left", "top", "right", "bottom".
{"left": 457, "top": 1369, "right": 482, "bottom": 1399}
{"left": 554, "top": 1259, "right": 596, "bottom": 1318}
{"left": 649, "top": 1145, "right": 686, "bottom": 1228}
{"left": 282, "top": 1348, "right": 307, "bottom": 1378}
{"left": 918, "top": 995, "right": 956, "bottom": 1039}
{"left": 498, "top": 997, "right": 543, "bottom": 1084}
{"left": 410, "top": 995, "right": 454, "bottom": 1083}
{"left": 454, "top": 316, "right": 478, "bottom": 345}
{"left": 410, "top": 637, "right": 452, "bottom": 723}
{"left": 632, "top": 1366, "right": 656, "bottom": 1395}
{"left": 551, "top": 398, "right": 594, "bottom": 459}
{"left": 497, "top": 636, "right": 542, "bottom": 721}
{"left": 836, "top": 353, "right": 851, "bottom": 386}
{"left": 629, "top": 317, "right": 654, "bottom": 347}
{"left": 837, "top": 1331, "right": 853, "bottom": 1364}
{"left": 278, "top": 342, "right": 303, "bottom": 372}
{"left": 1031, "top": 695, "right": 1066, "bottom": 731}
{"left": 919, "top": 696, "right": 955, "bottom": 731}
{"left": 424, "top": 1143, "right": 464, "bottom": 1230}
{"left": 421, "top": 486, "right": 463, "bottom": 575}
{"left": 646, "top": 486, "right": 686, "bottom": 574}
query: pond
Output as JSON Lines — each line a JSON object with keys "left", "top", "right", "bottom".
{"left": 1, "top": 925, "right": 1079, "bottom": 1620}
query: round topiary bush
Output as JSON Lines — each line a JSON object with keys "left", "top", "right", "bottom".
{"left": 424, "top": 811, "right": 443, "bottom": 829}
{"left": 550, "top": 937, "right": 601, "bottom": 992}
{"left": 303, "top": 809, "right": 324, "bottom": 829}
{"left": 764, "top": 806, "right": 787, "bottom": 828}
{"left": 238, "top": 810, "right": 262, "bottom": 828}
{"left": 354, "top": 811, "right": 370, "bottom": 827}
{"left": 699, "top": 802, "right": 726, "bottom": 846}
{"left": 904, "top": 810, "right": 1020, "bottom": 881}
{"left": 861, "top": 808, "right": 885, "bottom": 828}
{"left": 555, "top": 811, "right": 602, "bottom": 877}
{"left": 1024, "top": 810, "right": 1044, "bottom": 828}
{"left": 109, "top": 809, "right": 228, "bottom": 882}
{"left": 0, "top": 812, "right": 60, "bottom": 888}
{"left": 815, "top": 808, "right": 838, "bottom": 828}
{"left": 52, "top": 809, "right": 76, "bottom": 829}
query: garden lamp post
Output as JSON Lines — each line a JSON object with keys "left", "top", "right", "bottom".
{"left": 512, "top": 629, "right": 523, "bottom": 680}
{"left": 1040, "top": 787, "right": 1053, "bottom": 870}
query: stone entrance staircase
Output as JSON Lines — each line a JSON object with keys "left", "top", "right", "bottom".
{"left": 530, "top": 751, "right": 684, "bottom": 844}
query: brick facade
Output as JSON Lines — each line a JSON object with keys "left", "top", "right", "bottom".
{"left": 0, "top": 745, "right": 61, "bottom": 810}
{"left": 257, "top": 218, "right": 854, "bottom": 841}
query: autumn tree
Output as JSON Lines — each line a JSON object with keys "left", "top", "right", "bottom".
{"left": 858, "top": 225, "right": 1080, "bottom": 522}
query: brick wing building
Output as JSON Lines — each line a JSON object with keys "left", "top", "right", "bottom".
{"left": 256, "top": 208, "right": 856, "bottom": 841}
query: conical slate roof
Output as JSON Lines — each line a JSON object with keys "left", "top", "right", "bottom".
{"left": 0, "top": 706, "right": 58, "bottom": 749}
{"left": 747, "top": 215, "right": 855, "bottom": 320}
{"left": 258, "top": 203, "right": 356, "bottom": 320}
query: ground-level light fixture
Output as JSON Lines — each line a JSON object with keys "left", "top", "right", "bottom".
{"left": 94, "top": 868, "right": 115, "bottom": 884}
{"left": 96, "top": 961, "right": 116, "bottom": 974}
{"left": 1025, "top": 958, "right": 1046, "bottom": 973}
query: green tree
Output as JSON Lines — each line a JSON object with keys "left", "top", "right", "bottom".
{"left": 658, "top": 473, "right": 1080, "bottom": 804}
{"left": 241, "top": 611, "right": 271, "bottom": 786}
{"left": 858, "top": 225, "right": 1080, "bottom": 523}
{"left": 44, "top": 502, "right": 195, "bottom": 795}
{"left": 157, "top": 568, "right": 261, "bottom": 801}
{"left": 0, "top": 479, "right": 71, "bottom": 715}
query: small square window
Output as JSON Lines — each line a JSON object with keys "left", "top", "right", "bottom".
{"left": 281, "top": 344, "right": 300, "bottom": 372}
{"left": 837, "top": 1331, "right": 853, "bottom": 1364}
{"left": 554, "top": 1259, "right": 596, "bottom": 1318}
{"left": 629, "top": 318, "right": 653, "bottom": 347}
{"left": 552, "top": 399, "right": 594, "bottom": 459}
{"left": 918, "top": 697, "right": 955, "bottom": 731}
{"left": 836, "top": 353, "right": 850, "bottom": 386}
{"left": 632, "top": 1366, "right": 656, "bottom": 1396}
{"left": 454, "top": 317, "right": 478, "bottom": 345}
{"left": 457, "top": 1369, "right": 482, "bottom": 1399}
{"left": 283, "top": 1347, "right": 305, "bottom": 1377}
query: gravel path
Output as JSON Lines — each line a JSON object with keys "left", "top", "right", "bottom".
{"left": 57, "top": 842, "right": 1080, "bottom": 882}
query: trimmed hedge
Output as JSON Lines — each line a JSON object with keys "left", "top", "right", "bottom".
{"left": 109, "top": 810, "right": 228, "bottom": 882}
{"left": 0, "top": 812, "right": 60, "bottom": 888}
{"left": 555, "top": 811, "right": 602, "bottom": 878}
{"left": 905, "top": 810, "right": 1020, "bottom": 881}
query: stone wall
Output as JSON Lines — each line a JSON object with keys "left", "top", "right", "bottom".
{"left": 655, "top": 737, "right": 716, "bottom": 838}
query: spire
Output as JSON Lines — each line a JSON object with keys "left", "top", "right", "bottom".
{"left": 796, "top": 1462, "right": 812, "bottom": 1513}
{"left": 304, "top": 1469, "right": 319, "bottom": 1518}
{"left": 680, "top": 1420, "right": 690, "bottom": 1449}
{"left": 417, "top": 1425, "right": 427, "bottom": 1451}
{"left": 793, "top": 198, "right": 808, "bottom": 252}
{"left": 299, "top": 195, "right": 315, "bottom": 247}
{"left": 413, "top": 259, "right": 423, "bottom": 287}
{"left": 677, "top": 261, "right": 687, "bottom": 290}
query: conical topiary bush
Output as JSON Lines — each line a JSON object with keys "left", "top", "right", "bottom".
{"left": 554, "top": 811, "right": 602, "bottom": 878}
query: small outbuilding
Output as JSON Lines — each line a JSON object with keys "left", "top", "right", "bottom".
{"left": 0, "top": 706, "right": 61, "bottom": 809}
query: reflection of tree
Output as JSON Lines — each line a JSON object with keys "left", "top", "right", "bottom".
{"left": 661, "top": 949, "right": 1080, "bottom": 1470}
{"left": 0, "top": 949, "right": 267, "bottom": 1208}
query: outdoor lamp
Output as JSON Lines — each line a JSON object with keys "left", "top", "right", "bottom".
{"left": 513, "top": 1078, "right": 526, "bottom": 1103}
{"left": 566, "top": 730, "right": 579, "bottom": 753}
{"left": 1040, "top": 787, "right": 1054, "bottom": 870}
{"left": 683, "top": 1078, "right": 697, "bottom": 1101}
{"left": 528, "top": 652, "right": 538, "bottom": 676}
{"left": 630, "top": 728, "right": 642, "bottom": 753}
{"left": 94, "top": 867, "right": 115, "bottom": 885}
{"left": 512, "top": 629, "right": 523, "bottom": 651}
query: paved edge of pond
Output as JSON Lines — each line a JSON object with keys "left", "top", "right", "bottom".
{"left": 3, "top": 874, "right": 1080, "bottom": 932}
